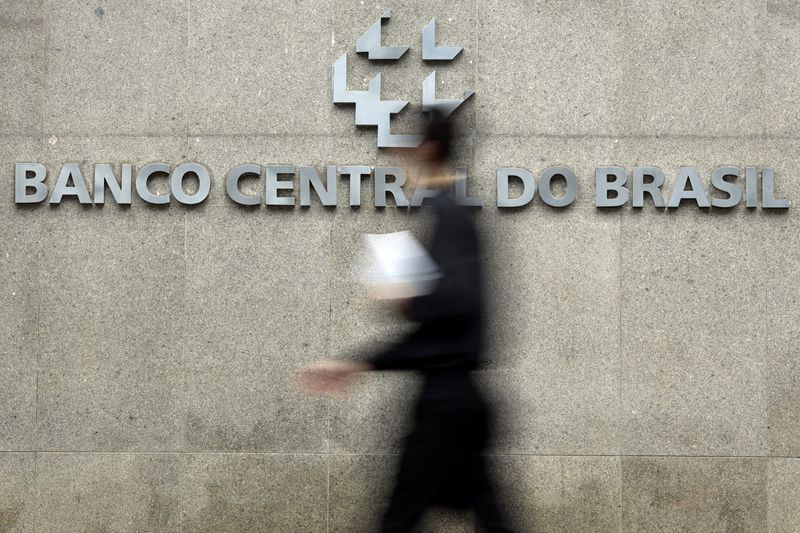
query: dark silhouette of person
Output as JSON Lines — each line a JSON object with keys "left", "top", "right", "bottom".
{"left": 296, "top": 112, "right": 514, "bottom": 533}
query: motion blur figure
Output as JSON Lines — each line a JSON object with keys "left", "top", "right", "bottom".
{"left": 297, "top": 112, "right": 514, "bottom": 533}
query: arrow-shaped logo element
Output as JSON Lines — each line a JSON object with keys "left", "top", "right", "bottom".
{"left": 333, "top": 53, "right": 423, "bottom": 148}
{"left": 422, "top": 71, "right": 474, "bottom": 117}
{"left": 422, "top": 19, "right": 462, "bottom": 61}
{"left": 356, "top": 10, "right": 409, "bottom": 61}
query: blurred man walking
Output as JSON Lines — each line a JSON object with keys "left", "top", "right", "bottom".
{"left": 296, "top": 112, "right": 514, "bottom": 533}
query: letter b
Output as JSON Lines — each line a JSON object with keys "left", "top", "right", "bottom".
{"left": 595, "top": 166, "right": 629, "bottom": 207}
{"left": 15, "top": 163, "right": 48, "bottom": 203}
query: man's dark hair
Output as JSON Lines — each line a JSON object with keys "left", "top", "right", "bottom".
{"left": 424, "top": 109, "right": 454, "bottom": 164}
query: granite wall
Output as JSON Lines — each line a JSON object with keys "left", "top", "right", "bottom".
{"left": 1, "top": 0, "right": 799, "bottom": 531}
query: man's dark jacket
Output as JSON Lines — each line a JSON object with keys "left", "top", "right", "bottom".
{"left": 366, "top": 190, "right": 512, "bottom": 532}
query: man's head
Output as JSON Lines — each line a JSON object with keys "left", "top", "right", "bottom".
{"left": 419, "top": 109, "right": 453, "bottom": 169}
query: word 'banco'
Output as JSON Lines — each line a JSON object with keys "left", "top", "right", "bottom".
{"left": 14, "top": 163, "right": 790, "bottom": 209}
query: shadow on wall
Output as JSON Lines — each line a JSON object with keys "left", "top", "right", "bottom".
{"left": 0, "top": 508, "right": 21, "bottom": 532}
{"left": 178, "top": 455, "right": 326, "bottom": 532}
{"left": 494, "top": 473, "right": 609, "bottom": 533}
{"left": 182, "top": 479, "right": 276, "bottom": 533}
{"left": 175, "top": 459, "right": 610, "bottom": 532}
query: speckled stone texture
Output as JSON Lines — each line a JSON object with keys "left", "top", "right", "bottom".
{"left": 1, "top": 0, "right": 799, "bottom": 531}
{"left": 0, "top": 453, "right": 35, "bottom": 532}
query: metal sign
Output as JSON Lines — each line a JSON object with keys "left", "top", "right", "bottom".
{"left": 333, "top": 11, "right": 474, "bottom": 148}
{"left": 13, "top": 163, "right": 791, "bottom": 209}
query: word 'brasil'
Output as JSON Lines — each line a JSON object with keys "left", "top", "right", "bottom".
{"left": 14, "top": 163, "right": 790, "bottom": 208}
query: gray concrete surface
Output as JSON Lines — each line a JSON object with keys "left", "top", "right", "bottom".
{"left": 1, "top": 0, "right": 799, "bottom": 531}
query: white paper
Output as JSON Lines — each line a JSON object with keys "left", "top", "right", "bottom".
{"left": 360, "top": 230, "right": 442, "bottom": 299}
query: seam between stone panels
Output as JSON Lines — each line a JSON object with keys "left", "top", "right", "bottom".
{"left": 40, "top": 0, "right": 48, "bottom": 140}
{"left": 327, "top": 224, "right": 333, "bottom": 456}
{"left": 326, "top": 454, "right": 331, "bottom": 533}
{"left": 31, "top": 450, "right": 336, "bottom": 456}
{"left": 472, "top": 0, "right": 480, "bottom": 225}
{"left": 615, "top": 105, "right": 624, "bottom": 533}
{"left": 0, "top": 133, "right": 341, "bottom": 140}
{"left": 4, "top": 132, "right": 800, "bottom": 141}
{"left": 766, "top": 459, "right": 774, "bottom": 532}
{"left": 473, "top": 0, "right": 479, "bottom": 136}
{"left": 19, "top": 451, "right": 790, "bottom": 459}
{"left": 185, "top": 0, "right": 189, "bottom": 141}
{"left": 763, "top": 217, "right": 770, "bottom": 461}
{"left": 472, "top": 133, "right": 800, "bottom": 141}
{"left": 0, "top": 451, "right": 39, "bottom": 454}
{"left": 182, "top": 209, "right": 189, "bottom": 456}
{"left": 760, "top": 0, "right": 771, "bottom": 468}
{"left": 617, "top": 207, "right": 623, "bottom": 533}
{"left": 328, "top": 0, "right": 334, "bottom": 139}
{"left": 758, "top": 0, "right": 768, "bottom": 139}
{"left": 32, "top": 158, "right": 44, "bottom": 533}
{"left": 326, "top": 224, "right": 333, "bottom": 533}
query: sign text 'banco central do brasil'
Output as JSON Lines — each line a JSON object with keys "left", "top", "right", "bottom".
{"left": 14, "top": 163, "right": 791, "bottom": 209}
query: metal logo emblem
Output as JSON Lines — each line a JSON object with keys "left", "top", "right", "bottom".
{"left": 333, "top": 11, "right": 474, "bottom": 148}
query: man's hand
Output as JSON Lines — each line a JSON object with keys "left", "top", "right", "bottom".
{"left": 292, "top": 360, "right": 373, "bottom": 397}
{"left": 366, "top": 281, "right": 416, "bottom": 305}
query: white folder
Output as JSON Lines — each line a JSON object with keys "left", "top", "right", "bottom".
{"left": 360, "top": 231, "right": 442, "bottom": 299}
